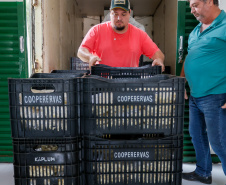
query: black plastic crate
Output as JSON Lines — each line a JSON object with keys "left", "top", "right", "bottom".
{"left": 14, "top": 164, "right": 80, "bottom": 178}
{"left": 91, "top": 64, "right": 161, "bottom": 79}
{"left": 15, "top": 176, "right": 81, "bottom": 185}
{"left": 8, "top": 77, "right": 81, "bottom": 138}
{"left": 81, "top": 74, "right": 185, "bottom": 136}
{"left": 30, "top": 72, "right": 85, "bottom": 79}
{"left": 51, "top": 70, "right": 89, "bottom": 75}
{"left": 13, "top": 138, "right": 81, "bottom": 178}
{"left": 140, "top": 61, "right": 153, "bottom": 66}
{"left": 71, "top": 57, "right": 89, "bottom": 70}
{"left": 83, "top": 135, "right": 183, "bottom": 185}
{"left": 13, "top": 138, "right": 81, "bottom": 165}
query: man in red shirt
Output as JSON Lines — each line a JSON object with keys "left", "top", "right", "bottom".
{"left": 77, "top": 0, "right": 165, "bottom": 70}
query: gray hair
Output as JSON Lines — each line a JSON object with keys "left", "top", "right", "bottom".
{"left": 188, "top": 0, "right": 219, "bottom": 6}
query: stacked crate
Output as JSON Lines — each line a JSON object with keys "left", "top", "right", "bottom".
{"left": 71, "top": 57, "right": 89, "bottom": 70}
{"left": 81, "top": 65, "right": 185, "bottom": 185}
{"left": 8, "top": 72, "right": 83, "bottom": 185}
{"left": 51, "top": 69, "right": 90, "bottom": 75}
{"left": 83, "top": 135, "right": 183, "bottom": 185}
{"left": 91, "top": 64, "right": 161, "bottom": 79}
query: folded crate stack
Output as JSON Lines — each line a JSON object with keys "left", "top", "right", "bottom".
{"left": 8, "top": 72, "right": 85, "bottom": 185}
{"left": 81, "top": 64, "right": 185, "bottom": 185}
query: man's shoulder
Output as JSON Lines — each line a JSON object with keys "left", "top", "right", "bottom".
{"left": 221, "top": 11, "right": 226, "bottom": 23}
{"left": 91, "top": 21, "right": 111, "bottom": 30}
{"left": 129, "top": 23, "right": 147, "bottom": 35}
{"left": 217, "top": 10, "right": 226, "bottom": 23}
{"left": 221, "top": 10, "right": 226, "bottom": 18}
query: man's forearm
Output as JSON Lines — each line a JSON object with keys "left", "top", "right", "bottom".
{"left": 77, "top": 47, "right": 101, "bottom": 68}
{"left": 180, "top": 62, "right": 185, "bottom": 77}
{"left": 152, "top": 50, "right": 165, "bottom": 62}
{"left": 77, "top": 47, "right": 92, "bottom": 63}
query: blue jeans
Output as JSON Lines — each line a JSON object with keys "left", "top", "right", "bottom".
{"left": 189, "top": 93, "right": 226, "bottom": 177}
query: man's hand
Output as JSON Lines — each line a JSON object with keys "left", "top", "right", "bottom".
{"left": 222, "top": 103, "right": 226, "bottom": 109}
{"left": 151, "top": 50, "right": 165, "bottom": 72}
{"left": 180, "top": 62, "right": 188, "bottom": 100}
{"left": 77, "top": 47, "right": 101, "bottom": 69}
{"left": 152, "top": 58, "right": 165, "bottom": 72}
{"left": 89, "top": 55, "right": 102, "bottom": 69}
{"left": 184, "top": 89, "right": 188, "bottom": 100}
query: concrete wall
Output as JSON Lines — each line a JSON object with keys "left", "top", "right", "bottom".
{"left": 164, "top": 0, "right": 178, "bottom": 75}
{"left": 154, "top": 0, "right": 177, "bottom": 75}
{"left": 219, "top": 0, "right": 226, "bottom": 11}
{"left": 83, "top": 16, "right": 100, "bottom": 38}
{"left": 43, "top": 0, "right": 83, "bottom": 72}
{"left": 153, "top": 2, "right": 165, "bottom": 55}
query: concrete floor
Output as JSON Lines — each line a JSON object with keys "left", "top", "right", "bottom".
{"left": 0, "top": 163, "right": 225, "bottom": 185}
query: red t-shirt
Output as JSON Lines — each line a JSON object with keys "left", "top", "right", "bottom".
{"left": 80, "top": 21, "right": 159, "bottom": 67}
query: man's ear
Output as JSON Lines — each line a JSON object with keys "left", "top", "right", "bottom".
{"left": 208, "top": 0, "right": 214, "bottom": 6}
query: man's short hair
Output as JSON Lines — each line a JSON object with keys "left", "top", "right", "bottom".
{"left": 206, "top": 0, "right": 219, "bottom": 6}
{"left": 187, "top": 0, "right": 219, "bottom": 6}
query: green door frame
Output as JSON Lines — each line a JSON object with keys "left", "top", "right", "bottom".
{"left": 0, "top": 1, "right": 28, "bottom": 163}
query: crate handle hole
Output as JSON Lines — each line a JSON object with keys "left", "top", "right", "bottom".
{"left": 33, "top": 145, "right": 58, "bottom": 152}
{"left": 31, "top": 86, "right": 55, "bottom": 93}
